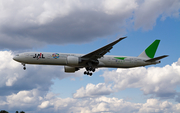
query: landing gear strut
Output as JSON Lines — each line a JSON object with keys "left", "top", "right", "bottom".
{"left": 22, "top": 63, "right": 26, "bottom": 70}
{"left": 84, "top": 67, "right": 95, "bottom": 76}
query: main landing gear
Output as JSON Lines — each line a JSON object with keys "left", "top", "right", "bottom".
{"left": 84, "top": 67, "right": 95, "bottom": 76}
{"left": 22, "top": 63, "right": 26, "bottom": 70}
{"left": 84, "top": 71, "right": 92, "bottom": 76}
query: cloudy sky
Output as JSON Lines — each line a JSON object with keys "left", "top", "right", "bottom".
{"left": 0, "top": 0, "right": 180, "bottom": 113}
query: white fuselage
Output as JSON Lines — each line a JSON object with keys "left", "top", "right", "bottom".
{"left": 13, "top": 52, "right": 159, "bottom": 68}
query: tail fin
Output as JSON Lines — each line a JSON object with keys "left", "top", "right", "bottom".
{"left": 138, "top": 40, "right": 160, "bottom": 59}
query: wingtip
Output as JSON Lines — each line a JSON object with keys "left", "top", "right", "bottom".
{"left": 120, "top": 36, "right": 127, "bottom": 39}
{"left": 116, "top": 36, "right": 127, "bottom": 41}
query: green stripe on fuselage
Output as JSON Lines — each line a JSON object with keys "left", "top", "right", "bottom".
{"left": 114, "top": 57, "right": 126, "bottom": 60}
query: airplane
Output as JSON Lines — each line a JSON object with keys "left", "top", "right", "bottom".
{"left": 13, "top": 37, "right": 168, "bottom": 76}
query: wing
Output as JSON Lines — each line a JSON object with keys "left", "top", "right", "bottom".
{"left": 81, "top": 37, "right": 127, "bottom": 61}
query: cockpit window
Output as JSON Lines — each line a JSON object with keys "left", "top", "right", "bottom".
{"left": 16, "top": 54, "right": 19, "bottom": 56}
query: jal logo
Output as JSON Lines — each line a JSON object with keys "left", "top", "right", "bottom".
{"left": 52, "top": 53, "right": 59, "bottom": 59}
{"left": 33, "top": 53, "right": 45, "bottom": 60}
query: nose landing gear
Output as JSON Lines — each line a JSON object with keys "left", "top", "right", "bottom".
{"left": 22, "top": 63, "right": 26, "bottom": 70}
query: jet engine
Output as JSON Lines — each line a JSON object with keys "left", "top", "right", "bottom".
{"left": 64, "top": 66, "right": 79, "bottom": 73}
{"left": 66, "top": 56, "right": 81, "bottom": 65}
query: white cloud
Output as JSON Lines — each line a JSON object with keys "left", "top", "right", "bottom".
{"left": 138, "top": 99, "right": 180, "bottom": 113}
{"left": 5, "top": 73, "right": 19, "bottom": 86}
{"left": 101, "top": 58, "right": 180, "bottom": 99}
{"left": 42, "top": 96, "right": 180, "bottom": 113}
{"left": 4, "top": 89, "right": 42, "bottom": 110}
{"left": 134, "top": 0, "right": 180, "bottom": 30}
{"left": 0, "top": 0, "right": 179, "bottom": 50}
{"left": 38, "top": 101, "right": 50, "bottom": 109}
{"left": 176, "top": 58, "right": 180, "bottom": 66}
{"left": 2, "top": 90, "right": 180, "bottom": 113}
{"left": 1, "top": 88, "right": 180, "bottom": 113}
{"left": 73, "top": 83, "right": 113, "bottom": 98}
{"left": 7, "top": 89, "right": 40, "bottom": 103}
{"left": 103, "top": 0, "right": 138, "bottom": 15}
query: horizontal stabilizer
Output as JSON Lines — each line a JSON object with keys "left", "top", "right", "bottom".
{"left": 145, "top": 55, "right": 169, "bottom": 62}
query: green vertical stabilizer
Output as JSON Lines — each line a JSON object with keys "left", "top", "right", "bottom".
{"left": 145, "top": 40, "right": 160, "bottom": 58}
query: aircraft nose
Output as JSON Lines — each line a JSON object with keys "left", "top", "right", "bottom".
{"left": 13, "top": 55, "right": 20, "bottom": 62}
{"left": 13, "top": 56, "right": 17, "bottom": 61}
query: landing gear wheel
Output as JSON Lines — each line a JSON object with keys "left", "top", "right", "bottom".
{"left": 22, "top": 63, "right": 26, "bottom": 70}
{"left": 84, "top": 67, "right": 96, "bottom": 76}
{"left": 92, "top": 68, "right": 95, "bottom": 72}
{"left": 84, "top": 71, "right": 88, "bottom": 75}
{"left": 84, "top": 71, "right": 93, "bottom": 76}
{"left": 87, "top": 71, "right": 89, "bottom": 75}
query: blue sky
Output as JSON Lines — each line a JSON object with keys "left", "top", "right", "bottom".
{"left": 0, "top": 0, "right": 180, "bottom": 113}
